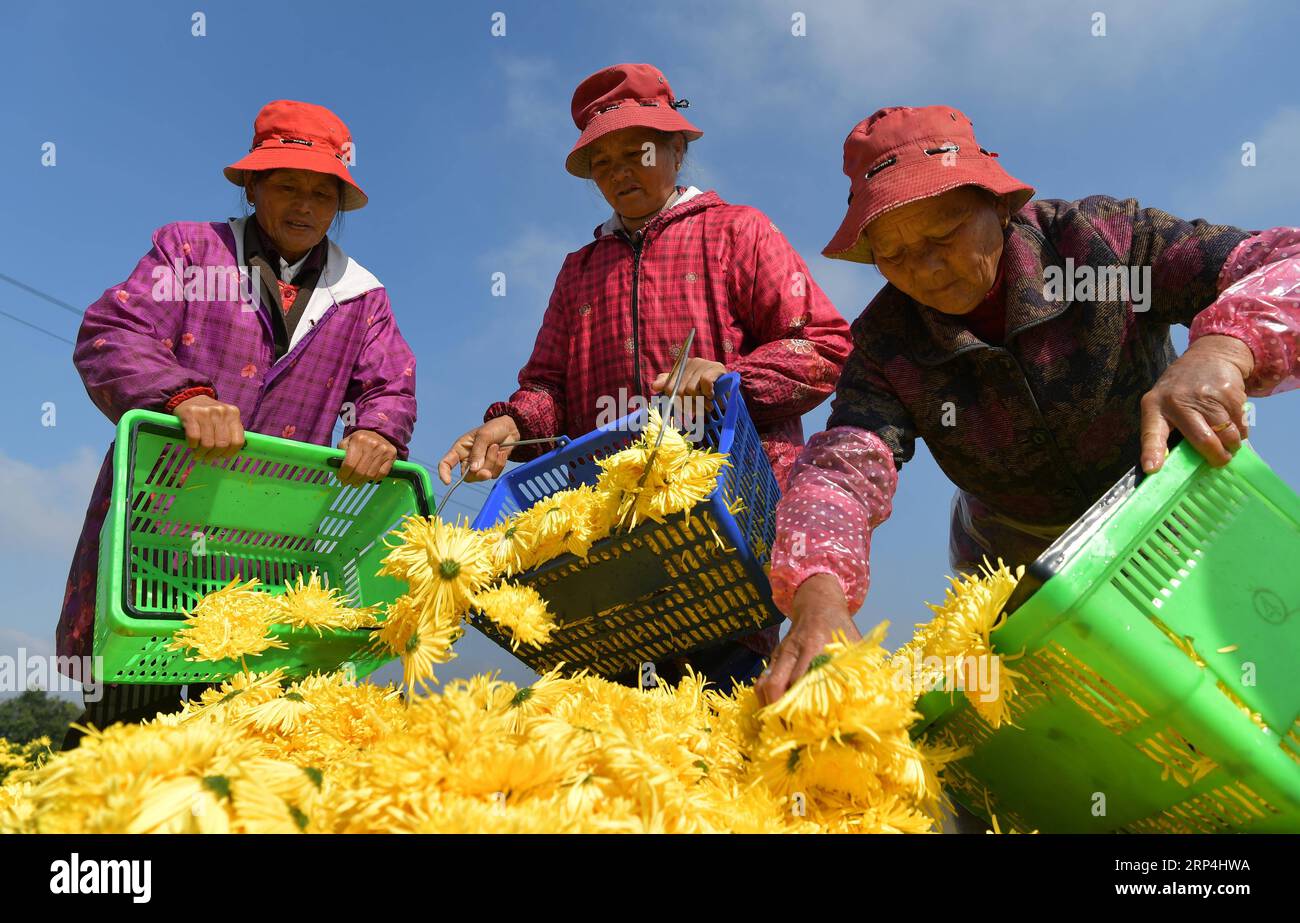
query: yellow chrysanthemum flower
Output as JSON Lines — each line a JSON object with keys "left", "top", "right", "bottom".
{"left": 168, "top": 578, "right": 288, "bottom": 663}
{"left": 177, "top": 669, "right": 289, "bottom": 725}
{"left": 270, "top": 571, "right": 378, "bottom": 634}
{"left": 483, "top": 518, "right": 538, "bottom": 576}
{"left": 474, "top": 581, "right": 557, "bottom": 651}
{"left": 370, "top": 594, "right": 461, "bottom": 698}
{"left": 894, "top": 557, "right": 1027, "bottom": 728}
{"left": 379, "top": 515, "right": 494, "bottom": 617}
{"left": 513, "top": 485, "right": 604, "bottom": 566}
{"left": 594, "top": 409, "right": 729, "bottom": 530}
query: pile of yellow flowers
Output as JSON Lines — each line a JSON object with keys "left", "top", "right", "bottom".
{"left": 0, "top": 410, "right": 1032, "bottom": 833}
{"left": 0, "top": 621, "right": 972, "bottom": 833}
{"left": 0, "top": 559, "right": 1026, "bottom": 834}
{"left": 0, "top": 737, "right": 51, "bottom": 785}
{"left": 375, "top": 408, "right": 732, "bottom": 681}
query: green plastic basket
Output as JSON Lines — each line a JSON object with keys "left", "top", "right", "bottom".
{"left": 912, "top": 436, "right": 1300, "bottom": 833}
{"left": 93, "top": 409, "right": 434, "bottom": 685}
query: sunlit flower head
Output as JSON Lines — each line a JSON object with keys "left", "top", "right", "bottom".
{"left": 168, "top": 578, "right": 287, "bottom": 663}
{"left": 474, "top": 581, "right": 557, "bottom": 652}
{"left": 380, "top": 515, "right": 494, "bottom": 617}
{"left": 270, "top": 571, "right": 378, "bottom": 634}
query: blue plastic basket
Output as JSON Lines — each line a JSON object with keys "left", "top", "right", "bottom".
{"left": 468, "top": 372, "right": 783, "bottom": 678}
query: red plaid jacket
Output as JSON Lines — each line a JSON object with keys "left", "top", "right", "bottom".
{"left": 485, "top": 189, "right": 851, "bottom": 482}
{"left": 484, "top": 188, "right": 853, "bottom": 656}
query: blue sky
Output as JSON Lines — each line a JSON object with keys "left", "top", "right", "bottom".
{"left": 1, "top": 0, "right": 1297, "bottom": 697}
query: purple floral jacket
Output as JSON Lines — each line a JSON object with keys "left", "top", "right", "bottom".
{"left": 57, "top": 219, "right": 418, "bottom": 661}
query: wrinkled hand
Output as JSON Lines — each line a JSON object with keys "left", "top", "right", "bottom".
{"left": 438, "top": 415, "right": 520, "bottom": 485}
{"left": 651, "top": 358, "right": 727, "bottom": 400}
{"left": 174, "top": 395, "right": 245, "bottom": 461}
{"left": 337, "top": 430, "right": 397, "bottom": 486}
{"left": 754, "top": 573, "right": 862, "bottom": 706}
{"left": 1140, "top": 334, "right": 1254, "bottom": 473}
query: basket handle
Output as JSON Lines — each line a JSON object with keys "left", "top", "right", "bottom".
{"left": 117, "top": 408, "right": 434, "bottom": 513}
{"left": 1134, "top": 427, "right": 1186, "bottom": 488}
{"left": 1006, "top": 427, "right": 1192, "bottom": 613}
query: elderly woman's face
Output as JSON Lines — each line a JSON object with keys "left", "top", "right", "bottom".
{"left": 246, "top": 168, "right": 340, "bottom": 261}
{"left": 865, "top": 186, "right": 1009, "bottom": 314}
{"left": 587, "top": 127, "right": 683, "bottom": 220}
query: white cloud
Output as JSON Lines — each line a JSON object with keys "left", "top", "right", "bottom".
{"left": 1195, "top": 106, "right": 1300, "bottom": 228}
{"left": 471, "top": 223, "right": 579, "bottom": 369}
{"left": 655, "top": 0, "right": 1238, "bottom": 123}
{"left": 479, "top": 225, "right": 572, "bottom": 307}
{"left": 0, "top": 627, "right": 54, "bottom": 660}
{"left": 500, "top": 55, "right": 572, "bottom": 151}
{"left": 0, "top": 446, "right": 102, "bottom": 556}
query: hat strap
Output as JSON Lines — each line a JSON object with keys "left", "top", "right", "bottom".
{"left": 250, "top": 135, "right": 348, "bottom": 164}
{"left": 594, "top": 96, "right": 690, "bottom": 116}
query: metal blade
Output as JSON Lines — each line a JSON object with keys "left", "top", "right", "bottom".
{"left": 636, "top": 327, "right": 696, "bottom": 491}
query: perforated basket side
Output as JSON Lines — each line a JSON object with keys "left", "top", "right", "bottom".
{"left": 94, "top": 409, "right": 432, "bottom": 683}
{"left": 467, "top": 373, "right": 784, "bottom": 674}
{"left": 919, "top": 439, "right": 1300, "bottom": 832}
{"left": 474, "top": 374, "right": 742, "bottom": 524}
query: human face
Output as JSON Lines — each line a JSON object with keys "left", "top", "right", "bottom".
{"left": 246, "top": 168, "right": 340, "bottom": 262}
{"left": 865, "top": 186, "right": 1009, "bottom": 314}
{"left": 587, "top": 127, "right": 683, "bottom": 224}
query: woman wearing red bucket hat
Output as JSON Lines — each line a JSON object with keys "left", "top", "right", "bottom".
{"left": 439, "top": 63, "right": 853, "bottom": 691}
{"left": 58, "top": 100, "right": 418, "bottom": 746}
{"left": 755, "top": 104, "right": 1300, "bottom": 723}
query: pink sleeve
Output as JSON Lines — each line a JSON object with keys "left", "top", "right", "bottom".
{"left": 1189, "top": 227, "right": 1300, "bottom": 396}
{"left": 767, "top": 426, "right": 899, "bottom": 616}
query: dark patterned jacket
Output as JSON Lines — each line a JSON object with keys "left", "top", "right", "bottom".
{"left": 826, "top": 196, "right": 1252, "bottom": 574}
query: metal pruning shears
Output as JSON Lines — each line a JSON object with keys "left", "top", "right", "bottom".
{"left": 437, "top": 434, "right": 563, "bottom": 519}
{"left": 636, "top": 327, "right": 697, "bottom": 491}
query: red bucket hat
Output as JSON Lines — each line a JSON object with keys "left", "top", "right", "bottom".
{"left": 822, "top": 106, "right": 1033, "bottom": 264}
{"left": 223, "top": 100, "right": 368, "bottom": 211}
{"left": 565, "top": 63, "right": 703, "bottom": 178}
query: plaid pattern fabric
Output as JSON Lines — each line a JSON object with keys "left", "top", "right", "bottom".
{"left": 483, "top": 190, "right": 853, "bottom": 491}
{"left": 769, "top": 197, "right": 1300, "bottom": 614}
{"left": 483, "top": 190, "right": 853, "bottom": 658}
{"left": 57, "top": 221, "right": 418, "bottom": 661}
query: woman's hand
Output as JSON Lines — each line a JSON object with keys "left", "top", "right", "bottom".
{"left": 337, "top": 430, "right": 398, "bottom": 486}
{"left": 438, "top": 415, "right": 521, "bottom": 485}
{"left": 174, "top": 395, "right": 245, "bottom": 461}
{"left": 753, "top": 573, "right": 862, "bottom": 706}
{"left": 651, "top": 358, "right": 727, "bottom": 399}
{"left": 1140, "top": 334, "right": 1254, "bottom": 473}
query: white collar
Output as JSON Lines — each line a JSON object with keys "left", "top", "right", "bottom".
{"left": 279, "top": 251, "right": 310, "bottom": 283}
{"left": 228, "top": 216, "right": 383, "bottom": 357}
{"left": 598, "top": 185, "right": 705, "bottom": 238}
